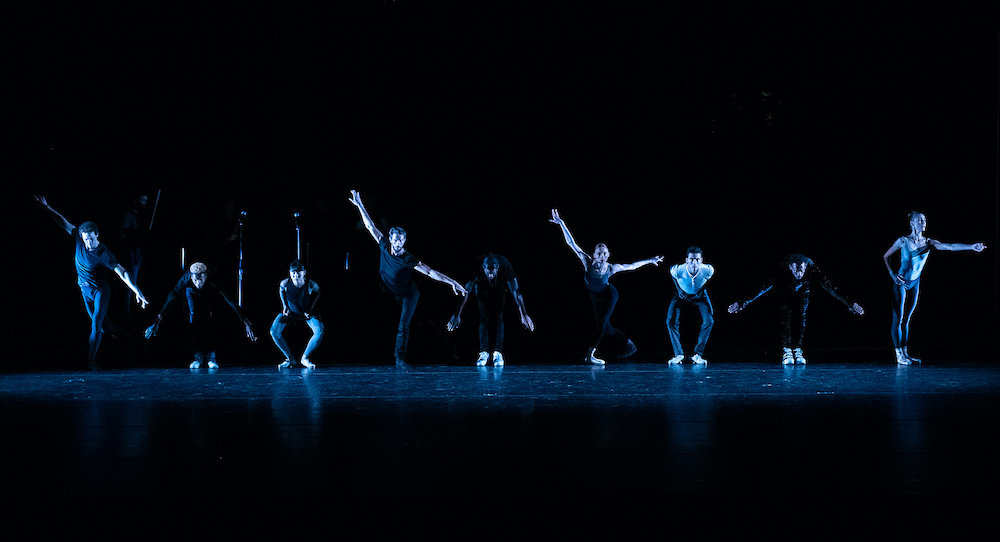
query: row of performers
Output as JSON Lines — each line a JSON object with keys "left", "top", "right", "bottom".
{"left": 35, "top": 193, "right": 987, "bottom": 369}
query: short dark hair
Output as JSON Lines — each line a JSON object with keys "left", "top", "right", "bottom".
{"left": 686, "top": 246, "right": 703, "bottom": 256}
{"left": 289, "top": 260, "right": 306, "bottom": 272}
{"left": 79, "top": 221, "right": 99, "bottom": 234}
{"left": 388, "top": 226, "right": 407, "bottom": 238}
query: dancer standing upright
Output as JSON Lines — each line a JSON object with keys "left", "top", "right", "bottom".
{"left": 882, "top": 211, "right": 987, "bottom": 364}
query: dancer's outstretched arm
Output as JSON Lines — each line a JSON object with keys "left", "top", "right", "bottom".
{"left": 348, "top": 190, "right": 383, "bottom": 243}
{"left": 930, "top": 240, "right": 987, "bottom": 252}
{"left": 611, "top": 256, "right": 664, "bottom": 274}
{"left": 415, "top": 262, "right": 468, "bottom": 296}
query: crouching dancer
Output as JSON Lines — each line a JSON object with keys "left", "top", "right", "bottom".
{"left": 728, "top": 254, "right": 863, "bottom": 365}
{"left": 145, "top": 262, "right": 257, "bottom": 369}
{"left": 271, "top": 260, "right": 323, "bottom": 370}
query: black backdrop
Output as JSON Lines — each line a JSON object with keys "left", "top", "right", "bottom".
{"left": 8, "top": 9, "right": 997, "bottom": 367}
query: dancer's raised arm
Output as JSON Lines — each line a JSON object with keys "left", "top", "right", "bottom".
{"left": 34, "top": 195, "right": 75, "bottom": 234}
{"left": 348, "top": 190, "right": 383, "bottom": 243}
{"left": 549, "top": 209, "right": 589, "bottom": 269}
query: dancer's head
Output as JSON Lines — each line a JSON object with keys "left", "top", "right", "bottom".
{"left": 482, "top": 254, "right": 501, "bottom": 281}
{"left": 786, "top": 254, "right": 813, "bottom": 280}
{"left": 79, "top": 221, "right": 100, "bottom": 251}
{"left": 190, "top": 262, "right": 209, "bottom": 289}
{"left": 289, "top": 260, "right": 307, "bottom": 287}
{"left": 388, "top": 227, "right": 407, "bottom": 256}
{"left": 908, "top": 211, "right": 927, "bottom": 234}
{"left": 685, "top": 246, "right": 703, "bottom": 273}
{"left": 593, "top": 243, "right": 610, "bottom": 264}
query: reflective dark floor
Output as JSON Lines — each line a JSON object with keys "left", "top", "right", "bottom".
{"left": 2, "top": 354, "right": 998, "bottom": 503}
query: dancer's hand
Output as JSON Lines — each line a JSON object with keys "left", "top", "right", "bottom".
{"left": 244, "top": 321, "right": 257, "bottom": 341}
{"left": 549, "top": 209, "right": 563, "bottom": 225}
{"left": 850, "top": 302, "right": 865, "bottom": 316}
{"left": 727, "top": 302, "right": 743, "bottom": 314}
{"left": 348, "top": 190, "right": 363, "bottom": 208}
{"left": 521, "top": 313, "right": 535, "bottom": 331}
{"left": 446, "top": 315, "right": 461, "bottom": 332}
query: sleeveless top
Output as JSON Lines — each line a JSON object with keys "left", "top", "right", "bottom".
{"left": 584, "top": 260, "right": 611, "bottom": 294}
{"left": 896, "top": 236, "right": 931, "bottom": 284}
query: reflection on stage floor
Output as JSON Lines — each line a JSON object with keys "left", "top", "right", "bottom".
{"left": 2, "top": 356, "right": 997, "bottom": 500}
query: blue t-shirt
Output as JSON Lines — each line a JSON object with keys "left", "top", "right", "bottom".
{"left": 73, "top": 227, "right": 119, "bottom": 289}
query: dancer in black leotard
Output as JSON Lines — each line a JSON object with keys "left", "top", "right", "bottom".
{"left": 882, "top": 211, "right": 987, "bottom": 365}
{"left": 549, "top": 209, "right": 663, "bottom": 365}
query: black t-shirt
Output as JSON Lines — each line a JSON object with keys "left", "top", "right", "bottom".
{"left": 379, "top": 237, "right": 420, "bottom": 294}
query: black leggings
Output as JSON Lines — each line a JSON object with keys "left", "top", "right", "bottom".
{"left": 589, "top": 285, "right": 627, "bottom": 349}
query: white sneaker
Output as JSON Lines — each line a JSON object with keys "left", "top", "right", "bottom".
{"left": 690, "top": 354, "right": 708, "bottom": 365}
{"left": 278, "top": 359, "right": 292, "bottom": 369}
{"left": 782, "top": 348, "right": 795, "bottom": 365}
{"left": 300, "top": 357, "right": 316, "bottom": 369}
{"left": 190, "top": 352, "right": 203, "bottom": 369}
{"left": 492, "top": 351, "right": 504, "bottom": 366}
{"left": 902, "top": 347, "right": 921, "bottom": 363}
{"left": 667, "top": 354, "right": 684, "bottom": 365}
{"left": 207, "top": 351, "right": 219, "bottom": 369}
{"left": 895, "top": 348, "right": 911, "bottom": 365}
{"left": 476, "top": 351, "right": 490, "bottom": 366}
{"left": 793, "top": 348, "right": 806, "bottom": 364}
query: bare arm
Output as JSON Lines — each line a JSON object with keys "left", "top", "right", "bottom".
{"left": 611, "top": 256, "right": 664, "bottom": 274}
{"left": 348, "top": 190, "right": 383, "bottom": 243}
{"left": 414, "top": 262, "right": 468, "bottom": 296}
{"left": 882, "top": 238, "right": 906, "bottom": 285}
{"left": 549, "top": 209, "right": 589, "bottom": 270}
{"left": 930, "top": 240, "right": 987, "bottom": 252}
{"left": 508, "top": 278, "right": 535, "bottom": 331}
{"left": 446, "top": 279, "right": 476, "bottom": 331}
{"left": 113, "top": 264, "right": 149, "bottom": 308}
{"left": 34, "top": 195, "right": 75, "bottom": 234}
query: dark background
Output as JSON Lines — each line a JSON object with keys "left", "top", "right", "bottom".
{"left": 7, "top": 8, "right": 997, "bottom": 368}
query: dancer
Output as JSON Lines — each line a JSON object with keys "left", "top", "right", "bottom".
{"left": 144, "top": 261, "right": 256, "bottom": 369}
{"left": 447, "top": 253, "right": 535, "bottom": 366}
{"left": 271, "top": 259, "right": 323, "bottom": 370}
{"left": 882, "top": 211, "right": 987, "bottom": 365}
{"left": 35, "top": 195, "right": 149, "bottom": 370}
{"left": 666, "top": 246, "right": 716, "bottom": 364}
{"left": 728, "top": 254, "right": 864, "bottom": 365}
{"left": 348, "top": 190, "right": 467, "bottom": 367}
{"left": 549, "top": 209, "right": 663, "bottom": 365}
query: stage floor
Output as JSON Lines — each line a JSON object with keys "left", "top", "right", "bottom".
{"left": 2, "top": 357, "right": 998, "bottom": 502}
